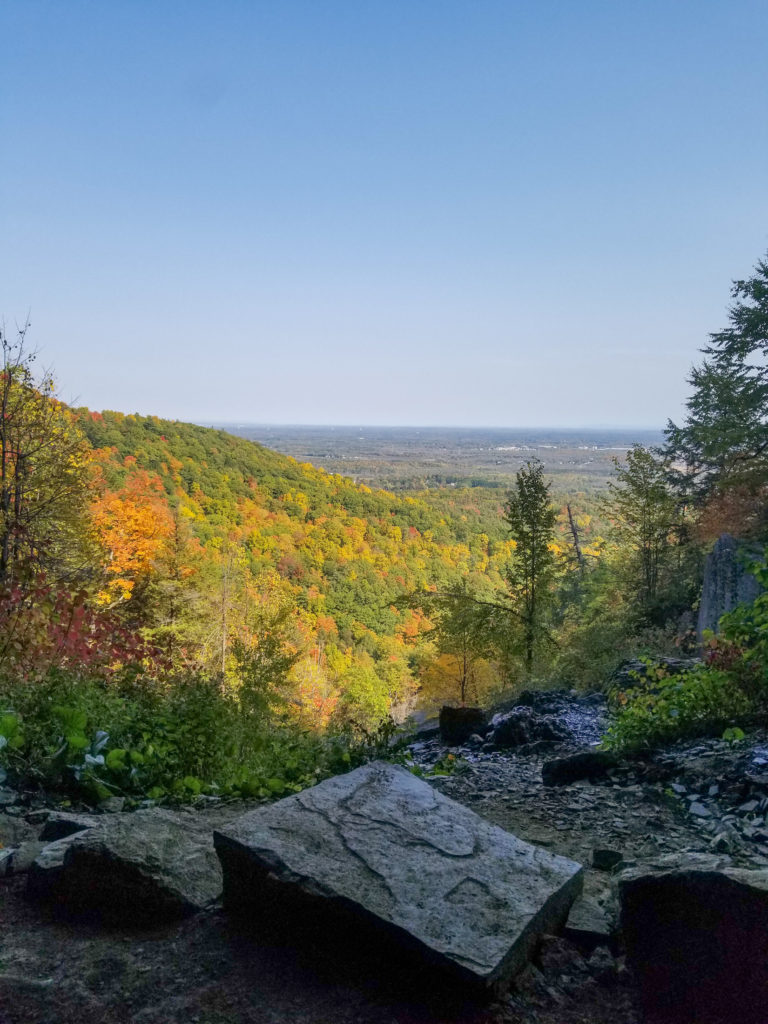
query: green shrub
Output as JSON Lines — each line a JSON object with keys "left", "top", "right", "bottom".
{"left": 603, "top": 662, "right": 752, "bottom": 752}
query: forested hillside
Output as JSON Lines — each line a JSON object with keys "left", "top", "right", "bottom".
{"left": 77, "top": 410, "right": 517, "bottom": 727}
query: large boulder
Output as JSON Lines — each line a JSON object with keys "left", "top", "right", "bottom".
{"left": 618, "top": 854, "right": 768, "bottom": 1023}
{"left": 214, "top": 761, "right": 583, "bottom": 989}
{"left": 698, "top": 533, "right": 762, "bottom": 637}
{"left": 28, "top": 808, "right": 222, "bottom": 921}
{"left": 439, "top": 705, "right": 488, "bottom": 745}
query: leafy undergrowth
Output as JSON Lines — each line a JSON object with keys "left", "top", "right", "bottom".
{"left": 602, "top": 572, "right": 768, "bottom": 753}
{"left": 0, "top": 668, "right": 399, "bottom": 808}
{"left": 604, "top": 642, "right": 765, "bottom": 755}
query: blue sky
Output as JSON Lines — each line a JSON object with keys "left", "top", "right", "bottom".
{"left": 2, "top": 1, "right": 767, "bottom": 428}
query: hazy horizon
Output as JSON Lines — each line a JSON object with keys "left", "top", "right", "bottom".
{"left": 205, "top": 421, "right": 665, "bottom": 434}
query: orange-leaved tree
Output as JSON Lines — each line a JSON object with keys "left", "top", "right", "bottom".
{"left": 91, "top": 468, "right": 174, "bottom": 606}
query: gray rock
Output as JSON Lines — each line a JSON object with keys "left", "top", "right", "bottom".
{"left": 39, "top": 811, "right": 100, "bottom": 842}
{"left": 710, "top": 831, "right": 733, "bottom": 853}
{"left": 489, "top": 708, "right": 568, "bottom": 749}
{"left": 58, "top": 808, "right": 222, "bottom": 921}
{"left": 586, "top": 945, "right": 618, "bottom": 984}
{"left": 689, "top": 801, "right": 711, "bottom": 817}
{"left": 542, "top": 751, "right": 617, "bottom": 787}
{"left": 24, "top": 809, "right": 50, "bottom": 826}
{"left": 618, "top": 854, "right": 768, "bottom": 1023}
{"left": 98, "top": 796, "right": 126, "bottom": 813}
{"left": 28, "top": 808, "right": 221, "bottom": 921}
{"left": 4, "top": 840, "right": 46, "bottom": 875}
{"left": 214, "top": 761, "right": 583, "bottom": 988}
{"left": 0, "top": 812, "right": 37, "bottom": 848}
{"left": 464, "top": 733, "right": 484, "bottom": 749}
{"left": 0, "top": 787, "right": 18, "bottom": 806}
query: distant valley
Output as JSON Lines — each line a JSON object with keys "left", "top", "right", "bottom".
{"left": 209, "top": 424, "right": 664, "bottom": 492}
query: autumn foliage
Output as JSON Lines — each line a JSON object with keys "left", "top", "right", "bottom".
{"left": 90, "top": 466, "right": 174, "bottom": 603}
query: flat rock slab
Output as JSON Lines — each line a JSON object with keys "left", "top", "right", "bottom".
{"left": 214, "top": 761, "right": 583, "bottom": 987}
{"left": 618, "top": 854, "right": 768, "bottom": 1023}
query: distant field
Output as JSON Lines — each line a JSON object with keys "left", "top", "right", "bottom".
{"left": 209, "top": 424, "right": 664, "bottom": 493}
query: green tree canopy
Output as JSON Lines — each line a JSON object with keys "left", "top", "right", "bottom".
{"left": 419, "top": 576, "right": 499, "bottom": 707}
{"left": 604, "top": 445, "right": 681, "bottom": 620}
{"left": 0, "top": 323, "right": 93, "bottom": 583}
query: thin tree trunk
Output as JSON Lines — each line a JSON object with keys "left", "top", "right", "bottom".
{"left": 220, "top": 559, "right": 228, "bottom": 675}
{"left": 566, "top": 504, "right": 585, "bottom": 576}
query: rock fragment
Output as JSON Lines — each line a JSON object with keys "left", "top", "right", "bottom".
{"left": 542, "top": 751, "right": 617, "bottom": 787}
{"left": 3, "top": 840, "right": 46, "bottom": 875}
{"left": 0, "top": 847, "right": 14, "bottom": 876}
{"left": 488, "top": 707, "right": 568, "bottom": 750}
{"left": 688, "top": 801, "right": 711, "bottom": 817}
{"left": 563, "top": 895, "right": 613, "bottom": 951}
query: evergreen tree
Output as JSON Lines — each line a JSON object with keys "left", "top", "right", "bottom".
{"left": 665, "top": 254, "right": 768, "bottom": 497}
{"left": 503, "top": 460, "right": 557, "bottom": 676}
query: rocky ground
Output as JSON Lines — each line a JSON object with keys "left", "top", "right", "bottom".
{"left": 2, "top": 691, "right": 767, "bottom": 1024}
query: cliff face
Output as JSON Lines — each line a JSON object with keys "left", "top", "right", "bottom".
{"left": 697, "top": 534, "right": 762, "bottom": 637}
